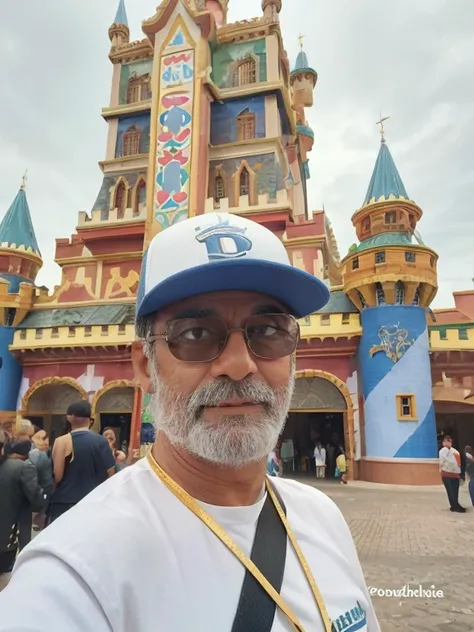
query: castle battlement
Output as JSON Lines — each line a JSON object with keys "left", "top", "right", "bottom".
{"left": 77, "top": 204, "right": 146, "bottom": 227}
{"left": 205, "top": 188, "right": 291, "bottom": 215}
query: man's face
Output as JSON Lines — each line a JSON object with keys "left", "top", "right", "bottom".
{"left": 132, "top": 290, "right": 296, "bottom": 467}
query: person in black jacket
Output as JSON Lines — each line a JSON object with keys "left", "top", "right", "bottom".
{"left": 0, "top": 437, "right": 46, "bottom": 590}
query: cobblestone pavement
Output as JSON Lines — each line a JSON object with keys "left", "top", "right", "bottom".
{"left": 298, "top": 476, "right": 474, "bottom": 631}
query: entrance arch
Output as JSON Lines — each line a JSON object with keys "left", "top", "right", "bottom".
{"left": 21, "top": 377, "right": 87, "bottom": 436}
{"left": 92, "top": 381, "right": 135, "bottom": 453}
{"left": 280, "top": 370, "right": 355, "bottom": 479}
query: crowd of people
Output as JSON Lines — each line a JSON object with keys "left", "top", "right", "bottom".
{"left": 0, "top": 402, "right": 126, "bottom": 590}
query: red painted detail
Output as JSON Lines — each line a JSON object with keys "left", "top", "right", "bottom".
{"left": 162, "top": 53, "right": 192, "bottom": 66}
{"left": 161, "top": 93, "right": 190, "bottom": 108}
{"left": 157, "top": 190, "right": 170, "bottom": 205}
{"left": 173, "top": 192, "right": 187, "bottom": 203}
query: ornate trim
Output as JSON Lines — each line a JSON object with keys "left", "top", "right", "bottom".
{"left": 91, "top": 379, "right": 137, "bottom": 417}
{"left": 21, "top": 377, "right": 87, "bottom": 413}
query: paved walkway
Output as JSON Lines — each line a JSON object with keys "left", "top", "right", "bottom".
{"left": 299, "top": 476, "right": 473, "bottom": 631}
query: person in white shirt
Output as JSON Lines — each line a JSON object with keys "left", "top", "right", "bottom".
{"left": 314, "top": 442, "right": 327, "bottom": 479}
{"left": 0, "top": 213, "right": 379, "bottom": 631}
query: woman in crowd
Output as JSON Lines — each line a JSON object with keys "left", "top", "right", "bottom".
{"left": 29, "top": 427, "right": 53, "bottom": 530}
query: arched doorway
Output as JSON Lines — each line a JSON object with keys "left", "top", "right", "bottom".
{"left": 280, "top": 371, "right": 354, "bottom": 480}
{"left": 23, "top": 378, "right": 87, "bottom": 437}
{"left": 93, "top": 384, "right": 135, "bottom": 454}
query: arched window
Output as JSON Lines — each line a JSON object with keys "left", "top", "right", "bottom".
{"left": 215, "top": 176, "right": 225, "bottom": 202}
{"left": 232, "top": 58, "right": 257, "bottom": 87}
{"left": 115, "top": 181, "right": 127, "bottom": 218}
{"left": 395, "top": 281, "right": 405, "bottom": 305}
{"left": 362, "top": 216, "right": 371, "bottom": 232}
{"left": 239, "top": 168, "right": 250, "bottom": 196}
{"left": 122, "top": 125, "right": 141, "bottom": 157}
{"left": 237, "top": 109, "right": 256, "bottom": 141}
{"left": 385, "top": 211, "right": 397, "bottom": 225}
{"left": 134, "top": 179, "right": 146, "bottom": 215}
{"left": 127, "top": 75, "right": 151, "bottom": 104}
{"left": 375, "top": 282, "right": 385, "bottom": 305}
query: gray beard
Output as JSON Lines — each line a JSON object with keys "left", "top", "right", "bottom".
{"left": 149, "top": 362, "right": 294, "bottom": 468}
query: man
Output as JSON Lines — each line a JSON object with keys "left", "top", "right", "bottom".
{"left": 0, "top": 213, "right": 379, "bottom": 631}
{"left": 48, "top": 401, "right": 116, "bottom": 523}
{"left": 314, "top": 442, "right": 326, "bottom": 479}
{"left": 439, "top": 435, "right": 465, "bottom": 513}
{"left": 0, "top": 439, "right": 46, "bottom": 591}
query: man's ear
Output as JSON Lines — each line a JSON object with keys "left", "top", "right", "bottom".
{"left": 131, "top": 341, "right": 154, "bottom": 394}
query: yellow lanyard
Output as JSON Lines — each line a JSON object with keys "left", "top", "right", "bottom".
{"left": 147, "top": 452, "right": 332, "bottom": 632}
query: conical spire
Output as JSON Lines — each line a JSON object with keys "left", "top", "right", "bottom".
{"left": 362, "top": 141, "right": 409, "bottom": 206}
{"left": 113, "top": 0, "right": 128, "bottom": 26}
{"left": 0, "top": 178, "right": 41, "bottom": 256}
{"left": 290, "top": 35, "right": 317, "bottom": 84}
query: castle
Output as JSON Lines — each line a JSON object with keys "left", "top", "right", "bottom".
{"left": 0, "top": 0, "right": 472, "bottom": 484}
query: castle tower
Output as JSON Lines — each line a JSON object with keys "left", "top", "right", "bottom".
{"left": 0, "top": 177, "right": 41, "bottom": 425}
{"left": 109, "top": 0, "right": 130, "bottom": 48}
{"left": 342, "top": 124, "right": 439, "bottom": 484}
{"left": 262, "top": 0, "right": 282, "bottom": 21}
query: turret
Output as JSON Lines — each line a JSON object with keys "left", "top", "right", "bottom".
{"left": 205, "top": 0, "right": 229, "bottom": 27}
{"left": 0, "top": 176, "right": 41, "bottom": 421}
{"left": 343, "top": 122, "right": 439, "bottom": 485}
{"left": 262, "top": 0, "right": 282, "bottom": 21}
{"left": 290, "top": 37, "right": 318, "bottom": 112}
{"left": 109, "top": 0, "right": 130, "bottom": 48}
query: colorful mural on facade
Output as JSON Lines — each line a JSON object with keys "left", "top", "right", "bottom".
{"left": 153, "top": 25, "right": 195, "bottom": 230}
{"left": 115, "top": 114, "right": 151, "bottom": 158}
{"left": 210, "top": 96, "right": 266, "bottom": 145}
{"left": 212, "top": 39, "right": 267, "bottom": 89}
{"left": 119, "top": 59, "right": 153, "bottom": 105}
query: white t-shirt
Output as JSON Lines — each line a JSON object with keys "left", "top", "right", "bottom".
{"left": 314, "top": 447, "right": 327, "bottom": 466}
{"left": 0, "top": 458, "right": 379, "bottom": 632}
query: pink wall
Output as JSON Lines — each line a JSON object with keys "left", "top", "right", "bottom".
{"left": 296, "top": 356, "right": 352, "bottom": 383}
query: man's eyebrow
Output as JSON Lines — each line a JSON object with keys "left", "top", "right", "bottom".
{"left": 171, "top": 308, "right": 217, "bottom": 319}
{"left": 252, "top": 304, "right": 287, "bottom": 315}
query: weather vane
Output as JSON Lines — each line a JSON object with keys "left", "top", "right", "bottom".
{"left": 298, "top": 33, "right": 305, "bottom": 50}
{"left": 20, "top": 170, "right": 28, "bottom": 190}
{"left": 376, "top": 113, "right": 390, "bottom": 143}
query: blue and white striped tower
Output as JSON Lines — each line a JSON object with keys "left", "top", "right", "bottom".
{"left": 343, "top": 124, "right": 439, "bottom": 484}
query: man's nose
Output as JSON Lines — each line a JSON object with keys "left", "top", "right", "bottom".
{"left": 209, "top": 329, "right": 258, "bottom": 381}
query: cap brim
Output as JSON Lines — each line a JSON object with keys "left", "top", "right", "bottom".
{"left": 137, "top": 259, "right": 330, "bottom": 319}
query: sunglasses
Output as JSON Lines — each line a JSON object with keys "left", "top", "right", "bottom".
{"left": 147, "top": 313, "right": 300, "bottom": 363}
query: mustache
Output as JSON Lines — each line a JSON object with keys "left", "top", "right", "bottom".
{"left": 186, "top": 378, "right": 279, "bottom": 412}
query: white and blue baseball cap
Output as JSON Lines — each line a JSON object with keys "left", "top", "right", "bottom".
{"left": 136, "top": 212, "right": 330, "bottom": 319}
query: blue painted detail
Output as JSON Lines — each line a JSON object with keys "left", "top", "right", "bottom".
{"left": 0, "top": 327, "right": 22, "bottom": 411}
{"left": 0, "top": 188, "right": 40, "bottom": 255}
{"left": 302, "top": 161, "right": 310, "bottom": 179}
{"left": 360, "top": 306, "right": 426, "bottom": 399}
{"left": 113, "top": 0, "right": 128, "bottom": 26}
{"left": 195, "top": 218, "right": 252, "bottom": 260}
{"left": 360, "top": 306, "right": 437, "bottom": 459}
{"left": 136, "top": 246, "right": 148, "bottom": 310}
{"left": 169, "top": 28, "right": 185, "bottom": 47}
{"left": 0, "top": 274, "right": 33, "bottom": 294}
{"left": 363, "top": 141, "right": 409, "bottom": 206}
{"left": 395, "top": 403, "right": 438, "bottom": 458}
{"left": 210, "top": 96, "right": 266, "bottom": 145}
{"left": 296, "top": 124, "right": 314, "bottom": 139}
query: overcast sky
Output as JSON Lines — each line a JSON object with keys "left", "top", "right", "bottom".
{"left": 0, "top": 0, "right": 472, "bottom": 308}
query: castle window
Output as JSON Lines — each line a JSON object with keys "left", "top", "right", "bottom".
{"left": 127, "top": 75, "right": 151, "bottom": 104}
{"left": 362, "top": 217, "right": 371, "bottom": 232}
{"left": 320, "top": 314, "right": 330, "bottom": 326}
{"left": 375, "top": 251, "right": 386, "bottom": 264}
{"left": 84, "top": 326, "right": 92, "bottom": 338}
{"left": 115, "top": 181, "right": 127, "bottom": 218}
{"left": 20, "top": 330, "right": 26, "bottom": 340}
{"left": 4, "top": 308, "right": 16, "bottom": 327}
{"left": 239, "top": 168, "right": 250, "bottom": 196}
{"left": 51, "top": 327, "right": 59, "bottom": 338}
{"left": 430, "top": 256, "right": 435, "bottom": 268}
{"left": 35, "top": 329, "right": 43, "bottom": 340}
{"left": 440, "top": 329, "right": 447, "bottom": 340}
{"left": 233, "top": 58, "right": 257, "bottom": 87}
{"left": 123, "top": 125, "right": 141, "bottom": 157}
{"left": 413, "top": 286, "right": 420, "bottom": 305}
{"left": 385, "top": 211, "right": 397, "bottom": 224}
{"left": 352, "top": 257, "right": 359, "bottom": 270}
{"left": 68, "top": 327, "right": 75, "bottom": 337}
{"left": 459, "top": 329, "right": 469, "bottom": 341}
{"left": 237, "top": 110, "right": 256, "bottom": 141}
{"left": 395, "top": 281, "right": 405, "bottom": 305}
{"left": 397, "top": 394, "right": 417, "bottom": 421}
{"left": 215, "top": 176, "right": 225, "bottom": 202}
{"left": 134, "top": 178, "right": 146, "bottom": 215}
{"left": 342, "top": 313, "right": 351, "bottom": 324}
{"left": 405, "top": 251, "right": 416, "bottom": 263}
{"left": 118, "top": 324, "right": 127, "bottom": 335}
{"left": 375, "top": 282, "right": 385, "bottom": 305}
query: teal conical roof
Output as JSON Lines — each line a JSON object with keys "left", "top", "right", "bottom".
{"left": 114, "top": 0, "right": 128, "bottom": 26}
{"left": 290, "top": 47, "right": 317, "bottom": 81}
{"left": 362, "top": 141, "right": 409, "bottom": 206}
{"left": 0, "top": 186, "right": 41, "bottom": 256}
